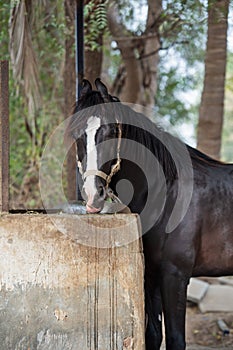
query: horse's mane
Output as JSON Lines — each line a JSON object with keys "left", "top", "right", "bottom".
{"left": 115, "top": 103, "right": 232, "bottom": 173}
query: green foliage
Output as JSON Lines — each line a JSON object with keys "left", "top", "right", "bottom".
{"left": 0, "top": 0, "right": 11, "bottom": 59}
{"left": 116, "top": 0, "right": 148, "bottom": 34}
{"left": 4, "top": 1, "right": 66, "bottom": 208}
{"left": 155, "top": 0, "right": 207, "bottom": 128}
{"left": 9, "top": 73, "right": 30, "bottom": 190}
{"left": 156, "top": 61, "right": 202, "bottom": 127}
{"left": 160, "top": 0, "right": 207, "bottom": 65}
{"left": 84, "top": 1, "right": 109, "bottom": 51}
{"left": 102, "top": 37, "right": 122, "bottom": 82}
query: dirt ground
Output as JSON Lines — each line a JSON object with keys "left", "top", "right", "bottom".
{"left": 161, "top": 303, "right": 233, "bottom": 350}
{"left": 161, "top": 305, "right": 233, "bottom": 349}
{"left": 161, "top": 302, "right": 233, "bottom": 349}
{"left": 185, "top": 304, "right": 233, "bottom": 349}
{"left": 185, "top": 277, "right": 233, "bottom": 349}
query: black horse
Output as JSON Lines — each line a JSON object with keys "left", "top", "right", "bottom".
{"left": 67, "top": 78, "right": 233, "bottom": 350}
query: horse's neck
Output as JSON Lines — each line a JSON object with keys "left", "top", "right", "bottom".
{"left": 121, "top": 123, "right": 177, "bottom": 181}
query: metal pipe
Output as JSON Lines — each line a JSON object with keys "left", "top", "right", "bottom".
{"left": 75, "top": 0, "right": 84, "bottom": 100}
{"left": 75, "top": 1, "right": 84, "bottom": 200}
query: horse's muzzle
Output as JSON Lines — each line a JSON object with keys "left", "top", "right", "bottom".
{"left": 82, "top": 183, "right": 106, "bottom": 214}
{"left": 86, "top": 203, "right": 101, "bottom": 214}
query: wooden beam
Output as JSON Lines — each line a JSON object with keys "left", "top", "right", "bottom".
{"left": 0, "top": 214, "right": 145, "bottom": 349}
{"left": 0, "top": 61, "right": 9, "bottom": 212}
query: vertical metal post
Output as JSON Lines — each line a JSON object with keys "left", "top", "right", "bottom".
{"left": 75, "top": 0, "right": 84, "bottom": 200}
{"left": 75, "top": 0, "right": 84, "bottom": 100}
{"left": 0, "top": 61, "right": 9, "bottom": 212}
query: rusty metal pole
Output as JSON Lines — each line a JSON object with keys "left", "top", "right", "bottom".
{"left": 75, "top": 0, "right": 84, "bottom": 100}
{"left": 75, "top": 0, "right": 84, "bottom": 200}
{"left": 0, "top": 61, "right": 9, "bottom": 212}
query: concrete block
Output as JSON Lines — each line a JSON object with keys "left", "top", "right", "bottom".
{"left": 199, "top": 285, "right": 233, "bottom": 313}
{"left": 187, "top": 278, "right": 209, "bottom": 303}
{"left": 218, "top": 276, "right": 233, "bottom": 286}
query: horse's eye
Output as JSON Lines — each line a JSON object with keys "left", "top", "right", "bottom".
{"left": 109, "top": 127, "right": 116, "bottom": 136}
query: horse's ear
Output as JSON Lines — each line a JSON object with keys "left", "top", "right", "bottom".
{"left": 80, "top": 79, "right": 92, "bottom": 97}
{"left": 95, "top": 78, "right": 110, "bottom": 102}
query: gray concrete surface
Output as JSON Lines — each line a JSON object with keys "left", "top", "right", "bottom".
{"left": 199, "top": 285, "right": 233, "bottom": 313}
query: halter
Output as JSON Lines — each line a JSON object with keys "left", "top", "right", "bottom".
{"left": 76, "top": 122, "right": 122, "bottom": 188}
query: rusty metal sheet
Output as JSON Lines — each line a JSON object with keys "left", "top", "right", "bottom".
{"left": 0, "top": 60, "right": 9, "bottom": 212}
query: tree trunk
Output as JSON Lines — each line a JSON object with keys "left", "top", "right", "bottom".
{"left": 107, "top": 3, "right": 141, "bottom": 103}
{"left": 138, "top": 0, "right": 162, "bottom": 107}
{"left": 197, "top": 0, "right": 229, "bottom": 159}
{"left": 84, "top": 0, "right": 104, "bottom": 86}
{"left": 108, "top": 0, "right": 162, "bottom": 107}
{"left": 85, "top": 47, "right": 103, "bottom": 86}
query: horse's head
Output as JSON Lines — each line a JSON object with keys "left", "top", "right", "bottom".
{"left": 70, "top": 79, "right": 121, "bottom": 213}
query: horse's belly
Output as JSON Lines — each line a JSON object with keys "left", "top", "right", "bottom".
{"left": 192, "top": 223, "right": 233, "bottom": 277}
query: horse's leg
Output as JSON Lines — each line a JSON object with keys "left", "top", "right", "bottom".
{"left": 145, "top": 272, "right": 163, "bottom": 350}
{"left": 160, "top": 269, "right": 188, "bottom": 350}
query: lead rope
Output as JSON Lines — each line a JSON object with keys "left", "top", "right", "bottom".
{"left": 76, "top": 121, "right": 122, "bottom": 189}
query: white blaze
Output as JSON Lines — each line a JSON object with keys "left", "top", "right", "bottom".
{"left": 84, "top": 116, "right": 101, "bottom": 205}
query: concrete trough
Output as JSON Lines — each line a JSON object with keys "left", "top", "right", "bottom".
{"left": 0, "top": 214, "right": 145, "bottom": 350}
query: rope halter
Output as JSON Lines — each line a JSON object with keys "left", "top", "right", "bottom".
{"left": 76, "top": 122, "right": 122, "bottom": 188}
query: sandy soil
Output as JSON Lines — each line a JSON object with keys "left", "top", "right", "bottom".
{"left": 186, "top": 304, "right": 233, "bottom": 349}
{"left": 161, "top": 303, "right": 233, "bottom": 349}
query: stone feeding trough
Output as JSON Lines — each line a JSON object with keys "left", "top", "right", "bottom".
{"left": 0, "top": 212, "right": 145, "bottom": 350}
